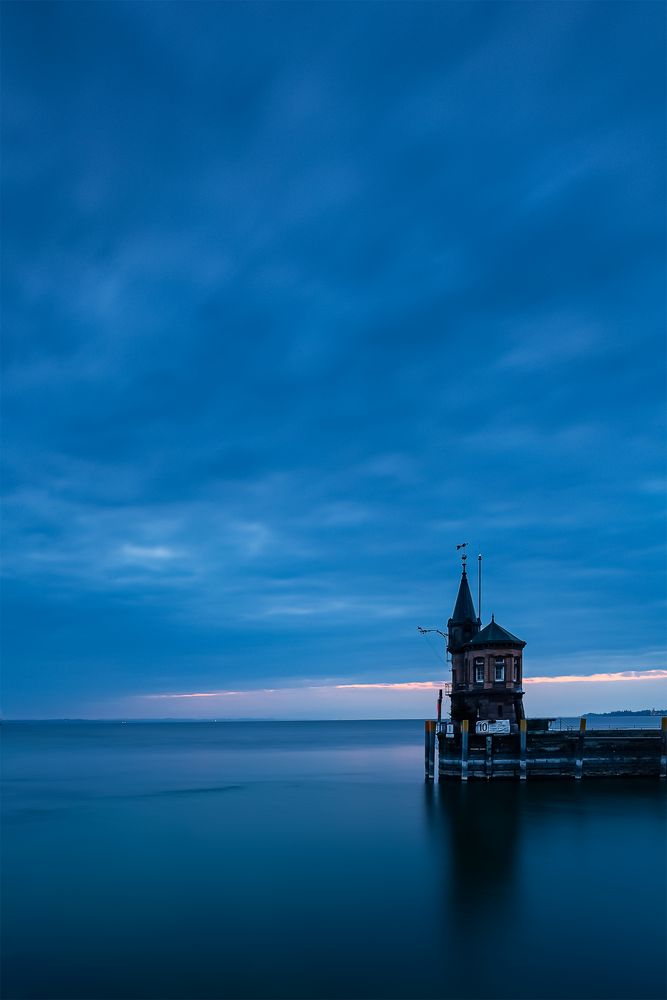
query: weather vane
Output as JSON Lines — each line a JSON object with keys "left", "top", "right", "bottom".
{"left": 456, "top": 541, "right": 468, "bottom": 569}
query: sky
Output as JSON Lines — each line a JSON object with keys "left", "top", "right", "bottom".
{"left": 2, "top": 1, "right": 666, "bottom": 719}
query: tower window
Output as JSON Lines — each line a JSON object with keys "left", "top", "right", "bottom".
{"left": 514, "top": 657, "right": 521, "bottom": 682}
{"left": 495, "top": 657, "right": 505, "bottom": 682}
{"left": 474, "top": 658, "right": 485, "bottom": 683}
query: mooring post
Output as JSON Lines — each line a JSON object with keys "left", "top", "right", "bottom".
{"left": 519, "top": 718, "right": 527, "bottom": 781}
{"left": 424, "top": 720, "right": 436, "bottom": 781}
{"left": 461, "top": 719, "right": 469, "bottom": 782}
{"left": 575, "top": 717, "right": 586, "bottom": 780}
{"left": 660, "top": 717, "right": 667, "bottom": 779}
{"left": 485, "top": 735, "right": 493, "bottom": 779}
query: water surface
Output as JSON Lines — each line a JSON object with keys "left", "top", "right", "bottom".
{"left": 2, "top": 721, "right": 665, "bottom": 999}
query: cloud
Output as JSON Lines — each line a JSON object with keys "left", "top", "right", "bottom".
{"left": 2, "top": 2, "right": 665, "bottom": 717}
{"left": 495, "top": 316, "right": 602, "bottom": 372}
{"left": 141, "top": 668, "right": 667, "bottom": 701}
{"left": 524, "top": 669, "right": 667, "bottom": 685}
{"left": 119, "top": 544, "right": 179, "bottom": 563}
{"left": 335, "top": 681, "right": 441, "bottom": 691}
{"left": 144, "top": 689, "right": 273, "bottom": 700}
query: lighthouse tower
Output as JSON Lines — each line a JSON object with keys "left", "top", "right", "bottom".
{"left": 447, "top": 555, "right": 526, "bottom": 727}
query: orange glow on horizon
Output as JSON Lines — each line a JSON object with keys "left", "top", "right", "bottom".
{"left": 144, "top": 688, "right": 277, "bottom": 699}
{"left": 140, "top": 668, "right": 667, "bottom": 700}
{"left": 335, "top": 681, "right": 440, "bottom": 691}
{"left": 523, "top": 669, "right": 667, "bottom": 684}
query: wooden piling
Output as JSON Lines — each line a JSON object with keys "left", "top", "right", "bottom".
{"left": 660, "top": 717, "right": 667, "bottom": 779}
{"left": 424, "top": 720, "right": 436, "bottom": 781}
{"left": 519, "top": 718, "right": 527, "bottom": 781}
{"left": 461, "top": 720, "right": 469, "bottom": 782}
{"left": 575, "top": 717, "right": 586, "bottom": 780}
{"left": 485, "top": 735, "right": 493, "bottom": 779}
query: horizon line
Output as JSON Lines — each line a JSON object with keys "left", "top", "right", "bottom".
{"left": 3, "top": 710, "right": 666, "bottom": 723}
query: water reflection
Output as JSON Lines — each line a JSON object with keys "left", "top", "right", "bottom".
{"left": 423, "top": 779, "right": 666, "bottom": 1000}
{"left": 3, "top": 723, "right": 665, "bottom": 1000}
{"left": 424, "top": 783, "right": 520, "bottom": 896}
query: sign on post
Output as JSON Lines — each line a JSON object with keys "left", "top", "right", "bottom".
{"left": 476, "top": 720, "right": 511, "bottom": 735}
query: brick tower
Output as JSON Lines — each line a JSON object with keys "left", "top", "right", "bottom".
{"left": 447, "top": 555, "right": 526, "bottom": 727}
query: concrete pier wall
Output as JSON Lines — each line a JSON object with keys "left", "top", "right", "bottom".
{"left": 427, "top": 721, "right": 667, "bottom": 780}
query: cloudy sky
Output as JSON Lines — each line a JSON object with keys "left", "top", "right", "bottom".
{"left": 3, "top": 1, "right": 665, "bottom": 719}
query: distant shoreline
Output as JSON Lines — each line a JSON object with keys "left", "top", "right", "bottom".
{"left": 583, "top": 709, "right": 666, "bottom": 717}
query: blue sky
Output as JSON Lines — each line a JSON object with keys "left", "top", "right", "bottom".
{"left": 2, "top": 1, "right": 665, "bottom": 719}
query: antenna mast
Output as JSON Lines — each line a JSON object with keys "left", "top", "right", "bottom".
{"left": 478, "top": 553, "right": 482, "bottom": 623}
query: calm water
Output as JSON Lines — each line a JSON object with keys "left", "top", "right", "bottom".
{"left": 2, "top": 721, "right": 665, "bottom": 1000}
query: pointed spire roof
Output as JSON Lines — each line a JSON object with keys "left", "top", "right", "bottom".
{"left": 449, "top": 569, "right": 477, "bottom": 624}
{"left": 466, "top": 615, "right": 525, "bottom": 648}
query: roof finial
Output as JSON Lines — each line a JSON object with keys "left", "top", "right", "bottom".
{"left": 456, "top": 541, "right": 468, "bottom": 574}
{"left": 491, "top": 612, "right": 495, "bottom": 622}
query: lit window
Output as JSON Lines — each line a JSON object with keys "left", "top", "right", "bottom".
{"left": 514, "top": 657, "right": 521, "bottom": 682}
{"left": 495, "top": 657, "right": 505, "bottom": 682}
{"left": 474, "top": 658, "right": 485, "bottom": 683}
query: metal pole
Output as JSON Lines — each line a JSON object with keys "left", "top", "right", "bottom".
{"left": 575, "top": 718, "right": 586, "bottom": 779}
{"left": 424, "top": 720, "right": 436, "bottom": 781}
{"left": 519, "top": 718, "right": 527, "bottom": 781}
{"left": 478, "top": 553, "right": 482, "bottom": 622}
{"left": 461, "top": 720, "right": 469, "bottom": 782}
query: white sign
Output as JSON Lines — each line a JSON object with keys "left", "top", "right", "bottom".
{"left": 476, "top": 720, "right": 511, "bottom": 735}
{"left": 445, "top": 724, "right": 455, "bottom": 739}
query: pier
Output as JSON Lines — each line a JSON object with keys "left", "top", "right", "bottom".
{"left": 425, "top": 716, "right": 667, "bottom": 780}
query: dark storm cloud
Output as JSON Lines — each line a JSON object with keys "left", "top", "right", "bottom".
{"left": 2, "top": 1, "right": 665, "bottom": 715}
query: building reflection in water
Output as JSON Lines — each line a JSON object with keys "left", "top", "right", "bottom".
{"left": 422, "top": 778, "right": 666, "bottom": 999}
{"left": 422, "top": 780, "right": 524, "bottom": 995}
{"left": 424, "top": 781, "right": 520, "bottom": 905}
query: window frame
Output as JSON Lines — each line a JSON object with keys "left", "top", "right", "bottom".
{"left": 474, "top": 657, "right": 485, "bottom": 684}
{"left": 494, "top": 656, "right": 505, "bottom": 682}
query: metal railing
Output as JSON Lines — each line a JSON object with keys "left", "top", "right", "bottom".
{"left": 549, "top": 716, "right": 665, "bottom": 732}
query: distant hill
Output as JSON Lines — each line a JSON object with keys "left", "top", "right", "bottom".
{"left": 583, "top": 709, "right": 666, "bottom": 717}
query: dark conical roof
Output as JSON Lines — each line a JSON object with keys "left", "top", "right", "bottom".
{"left": 450, "top": 570, "right": 477, "bottom": 624}
{"left": 466, "top": 615, "right": 525, "bottom": 648}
